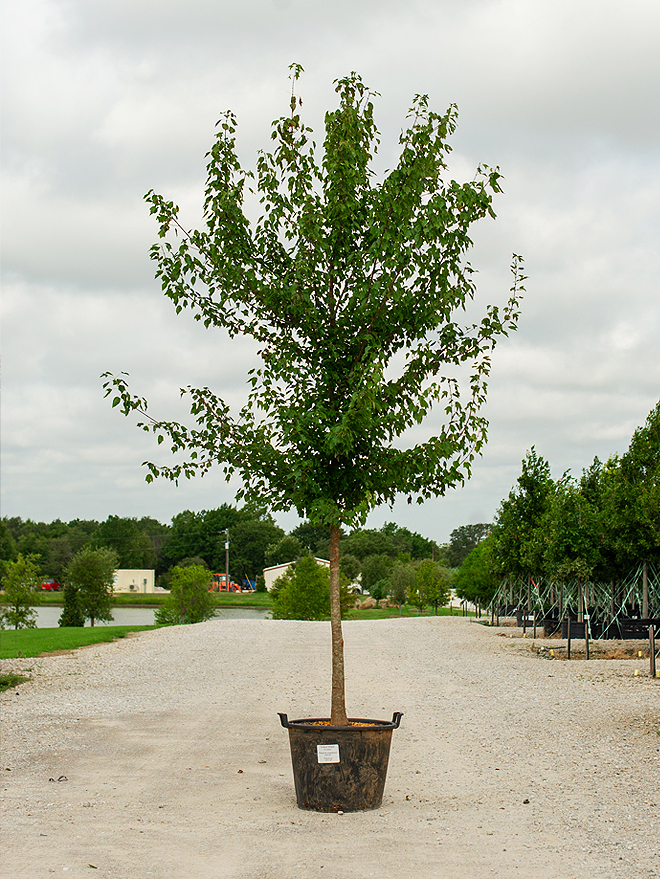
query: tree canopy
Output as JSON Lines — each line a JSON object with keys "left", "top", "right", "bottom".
{"left": 104, "top": 70, "right": 522, "bottom": 530}
{"left": 92, "top": 515, "right": 156, "bottom": 569}
{"left": 155, "top": 565, "right": 215, "bottom": 625}
{"left": 64, "top": 546, "right": 118, "bottom": 627}
{"left": 489, "top": 400, "right": 660, "bottom": 584}
{"left": 161, "top": 505, "right": 284, "bottom": 581}
{"left": 0, "top": 554, "right": 41, "bottom": 630}
{"left": 446, "top": 523, "right": 491, "bottom": 568}
{"left": 491, "top": 448, "right": 555, "bottom": 579}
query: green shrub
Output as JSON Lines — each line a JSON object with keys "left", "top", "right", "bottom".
{"left": 272, "top": 557, "right": 353, "bottom": 620}
{"left": 155, "top": 565, "right": 216, "bottom": 625}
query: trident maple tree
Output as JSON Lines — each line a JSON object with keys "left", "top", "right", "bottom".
{"left": 104, "top": 68, "right": 524, "bottom": 725}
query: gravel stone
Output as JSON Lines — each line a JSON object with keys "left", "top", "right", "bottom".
{"left": 1, "top": 617, "right": 658, "bottom": 878}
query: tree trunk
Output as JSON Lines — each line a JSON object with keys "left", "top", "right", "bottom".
{"left": 577, "top": 583, "right": 584, "bottom": 623}
{"left": 329, "top": 524, "right": 348, "bottom": 726}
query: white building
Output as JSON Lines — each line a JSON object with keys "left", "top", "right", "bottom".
{"left": 263, "top": 558, "right": 330, "bottom": 592}
{"left": 113, "top": 569, "right": 156, "bottom": 594}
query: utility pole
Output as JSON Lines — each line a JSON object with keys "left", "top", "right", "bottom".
{"left": 225, "top": 529, "right": 230, "bottom": 590}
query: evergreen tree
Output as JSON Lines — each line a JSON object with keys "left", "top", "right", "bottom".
{"left": 58, "top": 582, "right": 85, "bottom": 627}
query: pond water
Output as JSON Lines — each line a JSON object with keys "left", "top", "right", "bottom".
{"left": 34, "top": 606, "right": 271, "bottom": 628}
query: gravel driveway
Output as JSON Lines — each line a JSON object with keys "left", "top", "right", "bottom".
{"left": 1, "top": 617, "right": 658, "bottom": 878}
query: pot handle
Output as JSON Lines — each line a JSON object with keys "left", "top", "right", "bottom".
{"left": 278, "top": 712, "right": 290, "bottom": 728}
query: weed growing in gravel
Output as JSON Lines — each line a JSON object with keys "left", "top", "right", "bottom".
{"left": 0, "top": 673, "right": 30, "bottom": 692}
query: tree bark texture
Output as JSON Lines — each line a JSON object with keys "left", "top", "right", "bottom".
{"left": 329, "top": 525, "right": 348, "bottom": 726}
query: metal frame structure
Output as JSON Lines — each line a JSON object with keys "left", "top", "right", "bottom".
{"left": 489, "top": 562, "right": 660, "bottom": 639}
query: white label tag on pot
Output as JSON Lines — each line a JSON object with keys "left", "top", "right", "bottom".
{"left": 317, "top": 744, "right": 340, "bottom": 763}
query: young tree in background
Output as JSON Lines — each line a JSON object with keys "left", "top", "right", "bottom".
{"left": 541, "top": 474, "right": 603, "bottom": 583}
{"left": 65, "top": 546, "right": 118, "bottom": 627}
{"left": 389, "top": 562, "right": 416, "bottom": 615}
{"left": 271, "top": 557, "right": 331, "bottom": 621}
{"left": 104, "top": 69, "right": 523, "bottom": 724}
{"left": 453, "top": 537, "right": 499, "bottom": 607}
{"left": 155, "top": 564, "right": 215, "bottom": 625}
{"left": 0, "top": 554, "right": 40, "bottom": 629}
{"left": 408, "top": 559, "right": 450, "bottom": 615}
{"left": 272, "top": 556, "right": 353, "bottom": 621}
{"left": 368, "top": 578, "right": 390, "bottom": 604}
{"left": 491, "top": 448, "right": 555, "bottom": 579}
{"left": 606, "top": 400, "right": 660, "bottom": 573}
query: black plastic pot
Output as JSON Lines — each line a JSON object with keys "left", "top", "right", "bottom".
{"left": 562, "top": 619, "right": 587, "bottom": 639}
{"left": 279, "top": 712, "right": 403, "bottom": 812}
{"left": 619, "top": 618, "right": 660, "bottom": 639}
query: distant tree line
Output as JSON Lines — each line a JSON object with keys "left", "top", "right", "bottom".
{"left": 0, "top": 507, "right": 444, "bottom": 593}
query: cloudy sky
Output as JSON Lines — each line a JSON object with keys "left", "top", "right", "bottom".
{"left": 2, "top": 0, "right": 659, "bottom": 543}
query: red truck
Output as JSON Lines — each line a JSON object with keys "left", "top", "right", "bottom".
{"left": 40, "top": 578, "right": 62, "bottom": 591}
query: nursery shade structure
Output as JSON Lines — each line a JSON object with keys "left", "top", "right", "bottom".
{"left": 104, "top": 69, "right": 523, "bottom": 725}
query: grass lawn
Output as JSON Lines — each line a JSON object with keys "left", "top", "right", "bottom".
{"left": 0, "top": 626, "right": 159, "bottom": 659}
{"left": 210, "top": 592, "right": 274, "bottom": 608}
{"left": 348, "top": 605, "right": 476, "bottom": 620}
